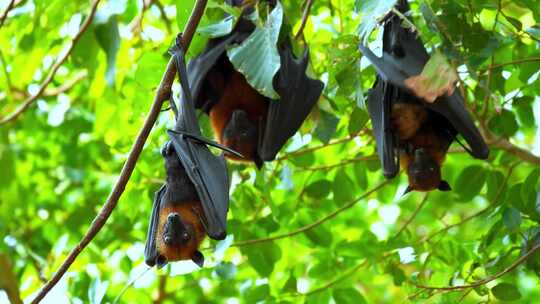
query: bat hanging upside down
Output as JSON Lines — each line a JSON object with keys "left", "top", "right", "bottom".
{"left": 145, "top": 142, "right": 206, "bottom": 268}
{"left": 390, "top": 100, "right": 452, "bottom": 192}
{"left": 185, "top": 0, "right": 324, "bottom": 168}
{"left": 361, "top": 0, "right": 489, "bottom": 193}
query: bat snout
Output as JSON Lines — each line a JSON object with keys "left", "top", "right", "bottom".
{"left": 163, "top": 213, "right": 190, "bottom": 245}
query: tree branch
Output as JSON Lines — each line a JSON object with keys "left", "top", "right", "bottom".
{"left": 277, "top": 131, "right": 364, "bottom": 161}
{"left": 30, "top": 1, "right": 208, "bottom": 303}
{"left": 489, "top": 138, "right": 540, "bottom": 166}
{"left": 9, "top": 71, "right": 88, "bottom": 100}
{"left": 0, "top": 0, "right": 99, "bottom": 125}
{"left": 297, "top": 260, "right": 367, "bottom": 297}
{"left": 0, "top": 254, "right": 23, "bottom": 304}
{"left": 294, "top": 0, "right": 314, "bottom": 40}
{"left": 479, "top": 57, "right": 540, "bottom": 73}
{"left": 419, "top": 162, "right": 517, "bottom": 244}
{"left": 294, "top": 155, "right": 377, "bottom": 172}
{"left": 0, "top": 0, "right": 16, "bottom": 28}
{"left": 152, "top": 0, "right": 172, "bottom": 34}
{"left": 413, "top": 242, "right": 540, "bottom": 291}
{"left": 232, "top": 180, "right": 390, "bottom": 247}
{"left": 394, "top": 193, "right": 429, "bottom": 239}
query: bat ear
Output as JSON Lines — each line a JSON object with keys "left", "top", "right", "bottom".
{"left": 192, "top": 250, "right": 204, "bottom": 267}
{"left": 156, "top": 255, "right": 167, "bottom": 269}
{"left": 401, "top": 186, "right": 413, "bottom": 196}
{"left": 254, "top": 155, "right": 264, "bottom": 169}
{"left": 438, "top": 181, "right": 451, "bottom": 191}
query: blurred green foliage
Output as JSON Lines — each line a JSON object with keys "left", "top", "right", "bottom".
{"left": 1, "top": 0, "right": 540, "bottom": 303}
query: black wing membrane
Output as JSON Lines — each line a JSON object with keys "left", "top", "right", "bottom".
{"left": 360, "top": 2, "right": 489, "bottom": 161}
{"left": 144, "top": 185, "right": 166, "bottom": 267}
{"left": 168, "top": 45, "right": 231, "bottom": 240}
{"left": 366, "top": 79, "right": 400, "bottom": 178}
{"left": 258, "top": 46, "right": 324, "bottom": 161}
{"left": 188, "top": 8, "right": 254, "bottom": 111}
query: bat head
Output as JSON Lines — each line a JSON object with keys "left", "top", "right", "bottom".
{"left": 406, "top": 148, "right": 451, "bottom": 192}
{"left": 155, "top": 205, "right": 207, "bottom": 268}
{"left": 222, "top": 109, "right": 259, "bottom": 161}
{"left": 163, "top": 213, "right": 190, "bottom": 246}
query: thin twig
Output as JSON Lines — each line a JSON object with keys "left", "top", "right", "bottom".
{"left": 112, "top": 267, "right": 152, "bottom": 304}
{"left": 129, "top": 0, "right": 152, "bottom": 34}
{"left": 0, "top": 0, "right": 16, "bottom": 28}
{"left": 294, "top": 155, "right": 376, "bottom": 172}
{"left": 285, "top": 260, "right": 367, "bottom": 298}
{"left": 43, "top": 71, "right": 88, "bottom": 97}
{"left": 232, "top": 180, "right": 390, "bottom": 247}
{"left": 490, "top": 139, "right": 540, "bottom": 165}
{"left": 413, "top": 242, "right": 540, "bottom": 291}
{"left": 294, "top": 0, "right": 314, "bottom": 40}
{"left": 153, "top": 0, "right": 172, "bottom": 34}
{"left": 29, "top": 1, "right": 208, "bottom": 303}
{"left": 479, "top": 57, "right": 540, "bottom": 73}
{"left": 394, "top": 193, "right": 429, "bottom": 239}
{"left": 10, "top": 71, "right": 88, "bottom": 100}
{"left": 153, "top": 274, "right": 168, "bottom": 304}
{"left": 419, "top": 162, "right": 517, "bottom": 244}
{"left": 0, "top": 49, "right": 13, "bottom": 99}
{"left": 480, "top": 0, "right": 500, "bottom": 118}
{"left": 0, "top": 0, "right": 99, "bottom": 125}
{"left": 277, "top": 131, "right": 364, "bottom": 161}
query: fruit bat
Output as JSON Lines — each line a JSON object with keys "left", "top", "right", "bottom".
{"left": 360, "top": 0, "right": 489, "bottom": 192}
{"left": 186, "top": 0, "right": 324, "bottom": 167}
{"left": 144, "top": 42, "right": 241, "bottom": 268}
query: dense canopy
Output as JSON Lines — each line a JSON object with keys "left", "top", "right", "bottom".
{"left": 1, "top": 0, "right": 540, "bottom": 303}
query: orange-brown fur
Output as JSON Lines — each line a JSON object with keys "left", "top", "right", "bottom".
{"left": 156, "top": 202, "right": 206, "bottom": 262}
{"left": 400, "top": 127, "right": 447, "bottom": 191}
{"left": 394, "top": 103, "right": 448, "bottom": 191}
{"left": 208, "top": 69, "right": 268, "bottom": 162}
{"left": 391, "top": 102, "right": 427, "bottom": 140}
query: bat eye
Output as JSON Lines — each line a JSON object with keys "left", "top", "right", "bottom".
{"left": 182, "top": 232, "right": 190, "bottom": 241}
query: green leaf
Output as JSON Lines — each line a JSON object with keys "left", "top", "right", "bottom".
{"left": 245, "top": 284, "right": 270, "bottom": 302}
{"left": 176, "top": 0, "right": 196, "bottom": 31}
{"left": 491, "top": 282, "right": 522, "bottom": 301}
{"left": 454, "top": 165, "right": 487, "bottom": 201}
{"left": 404, "top": 52, "right": 458, "bottom": 103}
{"left": 488, "top": 110, "right": 519, "bottom": 138}
{"left": 486, "top": 170, "right": 505, "bottom": 202}
{"left": 348, "top": 107, "right": 369, "bottom": 135}
{"left": 282, "top": 272, "right": 297, "bottom": 292}
{"left": 227, "top": 1, "right": 283, "bottom": 99}
{"left": 242, "top": 242, "right": 282, "bottom": 277}
{"left": 215, "top": 262, "right": 237, "bottom": 280}
{"left": 333, "top": 169, "right": 355, "bottom": 204}
{"left": 305, "top": 180, "right": 332, "bottom": 199}
{"left": 504, "top": 16, "right": 522, "bottom": 31}
{"left": 88, "top": 278, "right": 109, "bottom": 304}
{"left": 303, "top": 223, "right": 333, "bottom": 247}
{"left": 197, "top": 15, "right": 236, "bottom": 38}
{"left": 94, "top": 16, "right": 120, "bottom": 86}
{"left": 514, "top": 97, "right": 535, "bottom": 128}
{"left": 306, "top": 289, "right": 331, "bottom": 304}
{"left": 521, "top": 169, "right": 540, "bottom": 209}
{"left": 356, "top": 0, "right": 398, "bottom": 42}
{"left": 502, "top": 207, "right": 521, "bottom": 233}
{"left": 333, "top": 288, "right": 368, "bottom": 304}
{"left": 384, "top": 263, "right": 406, "bottom": 286}
{"left": 314, "top": 110, "right": 339, "bottom": 144}
{"left": 353, "top": 162, "right": 368, "bottom": 189}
